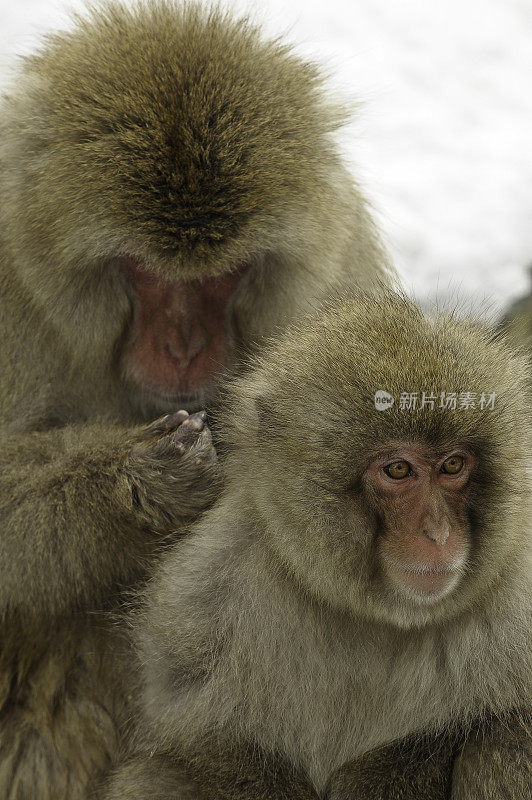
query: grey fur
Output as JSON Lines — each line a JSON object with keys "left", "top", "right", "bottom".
{"left": 103, "top": 293, "right": 531, "bottom": 799}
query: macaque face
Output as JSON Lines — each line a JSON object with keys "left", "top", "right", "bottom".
{"left": 119, "top": 257, "right": 249, "bottom": 407}
{"left": 364, "top": 444, "right": 475, "bottom": 603}
{"left": 244, "top": 296, "right": 528, "bottom": 627}
{"left": 251, "top": 400, "right": 491, "bottom": 626}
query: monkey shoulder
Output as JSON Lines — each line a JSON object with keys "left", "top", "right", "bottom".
{"left": 137, "top": 506, "right": 250, "bottom": 739}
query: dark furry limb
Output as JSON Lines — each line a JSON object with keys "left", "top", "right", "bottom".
{"left": 452, "top": 710, "right": 532, "bottom": 800}
{"left": 326, "top": 732, "right": 458, "bottom": 800}
{"left": 99, "top": 740, "right": 320, "bottom": 800}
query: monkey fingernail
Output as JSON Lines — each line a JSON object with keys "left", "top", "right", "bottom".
{"left": 182, "top": 413, "right": 206, "bottom": 431}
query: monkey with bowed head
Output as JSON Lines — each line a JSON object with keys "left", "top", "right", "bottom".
{"left": 0, "top": 2, "right": 392, "bottom": 797}
{"left": 102, "top": 293, "right": 531, "bottom": 800}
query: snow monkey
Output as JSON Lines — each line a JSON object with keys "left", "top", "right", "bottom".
{"left": 0, "top": 2, "right": 392, "bottom": 798}
{"left": 101, "top": 293, "right": 531, "bottom": 800}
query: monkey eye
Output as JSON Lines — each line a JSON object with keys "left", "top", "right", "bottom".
{"left": 384, "top": 460, "right": 411, "bottom": 480}
{"left": 440, "top": 455, "right": 464, "bottom": 475}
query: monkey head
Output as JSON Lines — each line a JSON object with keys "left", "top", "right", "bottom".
{"left": 229, "top": 293, "right": 531, "bottom": 628}
{"left": 0, "top": 2, "right": 372, "bottom": 413}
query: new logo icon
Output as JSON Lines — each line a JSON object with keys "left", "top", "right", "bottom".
{"left": 374, "top": 390, "right": 395, "bottom": 411}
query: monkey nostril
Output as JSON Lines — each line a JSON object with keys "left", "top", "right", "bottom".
{"left": 423, "top": 525, "right": 450, "bottom": 547}
{"left": 185, "top": 324, "right": 209, "bottom": 361}
{"left": 165, "top": 325, "right": 209, "bottom": 368}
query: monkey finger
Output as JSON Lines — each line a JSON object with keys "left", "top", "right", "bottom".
{"left": 188, "top": 426, "right": 218, "bottom": 466}
{"left": 155, "top": 409, "right": 190, "bottom": 431}
{"left": 139, "top": 409, "right": 190, "bottom": 440}
{"left": 165, "top": 429, "right": 218, "bottom": 478}
{"left": 171, "top": 411, "right": 207, "bottom": 442}
{"left": 183, "top": 410, "right": 207, "bottom": 429}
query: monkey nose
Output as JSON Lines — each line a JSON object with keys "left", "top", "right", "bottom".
{"left": 166, "top": 325, "right": 209, "bottom": 368}
{"left": 423, "top": 523, "right": 450, "bottom": 547}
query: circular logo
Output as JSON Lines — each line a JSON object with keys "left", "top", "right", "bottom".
{"left": 374, "top": 390, "right": 395, "bottom": 411}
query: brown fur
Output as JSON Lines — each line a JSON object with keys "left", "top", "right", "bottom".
{"left": 101, "top": 292, "right": 531, "bottom": 799}
{"left": 451, "top": 710, "right": 531, "bottom": 800}
{"left": 0, "top": 3, "right": 392, "bottom": 798}
{"left": 102, "top": 744, "right": 320, "bottom": 800}
{"left": 326, "top": 730, "right": 458, "bottom": 800}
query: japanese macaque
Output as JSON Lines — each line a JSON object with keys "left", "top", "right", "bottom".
{"left": 101, "top": 292, "right": 531, "bottom": 800}
{"left": 0, "top": 2, "right": 391, "bottom": 798}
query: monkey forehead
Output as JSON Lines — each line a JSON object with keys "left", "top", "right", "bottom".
{"left": 249, "top": 293, "right": 530, "bottom": 462}
{"left": 22, "top": 3, "right": 342, "bottom": 266}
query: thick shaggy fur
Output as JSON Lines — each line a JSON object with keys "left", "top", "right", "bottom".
{"left": 103, "top": 294, "right": 531, "bottom": 799}
{"left": 0, "top": 3, "right": 391, "bottom": 798}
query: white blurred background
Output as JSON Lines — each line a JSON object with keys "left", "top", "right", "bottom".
{"left": 1, "top": 0, "right": 531, "bottom": 315}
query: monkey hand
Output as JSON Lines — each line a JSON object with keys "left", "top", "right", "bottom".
{"left": 325, "top": 733, "right": 455, "bottom": 800}
{"left": 124, "top": 410, "right": 222, "bottom": 532}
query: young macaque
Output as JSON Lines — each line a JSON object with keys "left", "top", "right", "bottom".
{"left": 102, "top": 292, "right": 531, "bottom": 799}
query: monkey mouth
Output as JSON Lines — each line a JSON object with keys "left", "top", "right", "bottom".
{"left": 384, "top": 557, "right": 459, "bottom": 575}
{"left": 382, "top": 555, "right": 465, "bottom": 602}
{"left": 133, "top": 383, "right": 210, "bottom": 415}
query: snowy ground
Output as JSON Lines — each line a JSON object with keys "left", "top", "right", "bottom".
{"left": 1, "top": 0, "right": 531, "bottom": 315}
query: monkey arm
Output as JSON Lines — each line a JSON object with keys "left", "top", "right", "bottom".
{"left": 0, "top": 423, "right": 154, "bottom": 621}
{"left": 326, "top": 713, "right": 532, "bottom": 800}
{"left": 96, "top": 753, "right": 201, "bottom": 800}
{"left": 325, "top": 731, "right": 457, "bottom": 800}
{"left": 0, "top": 417, "right": 219, "bottom": 623}
{"left": 100, "top": 740, "right": 320, "bottom": 800}
{"left": 451, "top": 710, "right": 532, "bottom": 800}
